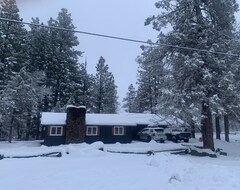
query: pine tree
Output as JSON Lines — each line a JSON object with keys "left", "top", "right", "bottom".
{"left": 0, "top": 0, "right": 28, "bottom": 90}
{"left": 43, "top": 8, "right": 83, "bottom": 110}
{"left": 122, "top": 84, "right": 137, "bottom": 113}
{"left": 219, "top": 29, "right": 240, "bottom": 142}
{"left": 66, "top": 61, "right": 96, "bottom": 110}
{"left": 135, "top": 45, "right": 164, "bottom": 113}
{"left": 145, "top": 0, "right": 239, "bottom": 150}
{"left": 0, "top": 67, "right": 48, "bottom": 142}
{"left": 0, "top": 0, "right": 28, "bottom": 139}
{"left": 92, "top": 56, "right": 118, "bottom": 113}
{"left": 27, "top": 17, "right": 50, "bottom": 72}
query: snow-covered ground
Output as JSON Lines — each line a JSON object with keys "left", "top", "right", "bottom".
{"left": 1, "top": 134, "right": 240, "bottom": 190}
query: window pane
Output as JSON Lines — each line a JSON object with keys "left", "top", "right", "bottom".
{"left": 114, "top": 127, "right": 124, "bottom": 135}
{"left": 115, "top": 127, "right": 118, "bottom": 135}
{"left": 57, "top": 127, "right": 62, "bottom": 134}
{"left": 155, "top": 129, "right": 164, "bottom": 132}
{"left": 87, "top": 127, "right": 98, "bottom": 135}
{"left": 51, "top": 127, "right": 56, "bottom": 134}
{"left": 93, "top": 127, "right": 97, "bottom": 134}
{"left": 87, "top": 128, "right": 91, "bottom": 134}
{"left": 119, "top": 127, "right": 123, "bottom": 134}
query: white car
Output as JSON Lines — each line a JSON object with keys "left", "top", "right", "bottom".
{"left": 164, "top": 127, "right": 191, "bottom": 143}
{"left": 138, "top": 127, "right": 166, "bottom": 143}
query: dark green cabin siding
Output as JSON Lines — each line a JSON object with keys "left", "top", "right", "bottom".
{"left": 44, "top": 135, "right": 66, "bottom": 146}
{"left": 85, "top": 125, "right": 133, "bottom": 144}
{"left": 43, "top": 124, "right": 148, "bottom": 146}
{"left": 43, "top": 125, "right": 66, "bottom": 146}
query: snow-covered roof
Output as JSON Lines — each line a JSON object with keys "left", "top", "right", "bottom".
{"left": 41, "top": 112, "right": 172, "bottom": 126}
{"left": 86, "top": 113, "right": 163, "bottom": 126}
{"left": 41, "top": 112, "right": 66, "bottom": 125}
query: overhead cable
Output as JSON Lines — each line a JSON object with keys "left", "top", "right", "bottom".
{"left": 0, "top": 17, "right": 239, "bottom": 57}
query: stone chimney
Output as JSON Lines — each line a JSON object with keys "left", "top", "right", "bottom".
{"left": 65, "top": 105, "right": 86, "bottom": 144}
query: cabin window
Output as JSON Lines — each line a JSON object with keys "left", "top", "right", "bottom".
{"left": 86, "top": 126, "right": 99, "bottom": 136}
{"left": 113, "top": 126, "right": 125, "bottom": 136}
{"left": 50, "top": 126, "right": 63, "bottom": 136}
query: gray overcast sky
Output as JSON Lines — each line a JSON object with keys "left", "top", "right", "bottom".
{"left": 16, "top": 0, "right": 158, "bottom": 105}
{"left": 14, "top": 0, "right": 240, "bottom": 105}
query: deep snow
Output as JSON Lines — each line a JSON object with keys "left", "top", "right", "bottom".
{"left": 0, "top": 134, "right": 240, "bottom": 190}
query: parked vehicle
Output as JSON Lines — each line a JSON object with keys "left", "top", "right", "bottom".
{"left": 138, "top": 127, "right": 166, "bottom": 143}
{"left": 164, "top": 127, "right": 191, "bottom": 143}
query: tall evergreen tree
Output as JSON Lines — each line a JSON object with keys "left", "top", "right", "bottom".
{"left": 26, "top": 17, "right": 52, "bottom": 112}
{"left": 28, "top": 13, "right": 90, "bottom": 111}
{"left": 66, "top": 61, "right": 96, "bottom": 110}
{"left": 43, "top": 8, "right": 83, "bottom": 110}
{"left": 145, "top": 0, "right": 239, "bottom": 150}
{"left": 0, "top": 0, "right": 28, "bottom": 139}
{"left": 0, "top": 68, "right": 48, "bottom": 142}
{"left": 92, "top": 56, "right": 118, "bottom": 113}
{"left": 27, "top": 17, "right": 50, "bottom": 73}
{"left": 122, "top": 84, "right": 137, "bottom": 113}
{"left": 0, "top": 0, "right": 28, "bottom": 90}
{"left": 136, "top": 45, "right": 164, "bottom": 113}
{"left": 32, "top": 9, "right": 81, "bottom": 110}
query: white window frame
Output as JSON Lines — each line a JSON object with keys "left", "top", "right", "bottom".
{"left": 113, "top": 126, "right": 125, "bottom": 136}
{"left": 50, "top": 126, "right": 63, "bottom": 136}
{"left": 86, "top": 126, "right": 99, "bottom": 136}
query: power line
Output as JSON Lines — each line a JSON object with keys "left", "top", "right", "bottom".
{"left": 0, "top": 17, "right": 156, "bottom": 45}
{"left": 0, "top": 17, "right": 239, "bottom": 57}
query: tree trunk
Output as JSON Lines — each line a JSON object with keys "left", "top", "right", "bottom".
{"left": 25, "top": 133, "right": 30, "bottom": 141}
{"left": 215, "top": 115, "right": 221, "bottom": 140}
{"left": 43, "top": 96, "right": 50, "bottom": 111}
{"left": 191, "top": 120, "right": 195, "bottom": 138}
{"left": 8, "top": 115, "right": 14, "bottom": 143}
{"left": 53, "top": 79, "right": 60, "bottom": 107}
{"left": 224, "top": 115, "right": 230, "bottom": 142}
{"left": 17, "top": 125, "right": 21, "bottom": 140}
{"left": 36, "top": 113, "right": 41, "bottom": 140}
{"left": 25, "top": 113, "right": 31, "bottom": 141}
{"left": 201, "top": 100, "right": 214, "bottom": 151}
{"left": 36, "top": 126, "right": 40, "bottom": 140}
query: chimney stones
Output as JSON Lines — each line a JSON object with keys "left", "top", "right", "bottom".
{"left": 65, "top": 105, "right": 86, "bottom": 144}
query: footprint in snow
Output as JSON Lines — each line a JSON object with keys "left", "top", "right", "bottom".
{"left": 168, "top": 174, "right": 181, "bottom": 183}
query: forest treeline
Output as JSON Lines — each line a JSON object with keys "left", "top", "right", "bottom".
{"left": 0, "top": 0, "right": 118, "bottom": 141}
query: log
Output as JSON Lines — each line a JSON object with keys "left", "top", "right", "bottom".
{"left": 215, "top": 148, "right": 227, "bottom": 156}
{"left": 172, "top": 146, "right": 217, "bottom": 158}
{"left": 104, "top": 148, "right": 187, "bottom": 155}
{"left": 0, "top": 152, "right": 62, "bottom": 160}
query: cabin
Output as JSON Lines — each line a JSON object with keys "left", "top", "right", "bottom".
{"left": 40, "top": 106, "right": 170, "bottom": 146}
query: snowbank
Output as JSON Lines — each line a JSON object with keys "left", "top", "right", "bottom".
{"left": 0, "top": 135, "right": 240, "bottom": 190}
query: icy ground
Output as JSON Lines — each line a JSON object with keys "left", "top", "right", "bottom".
{"left": 1, "top": 134, "right": 240, "bottom": 190}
